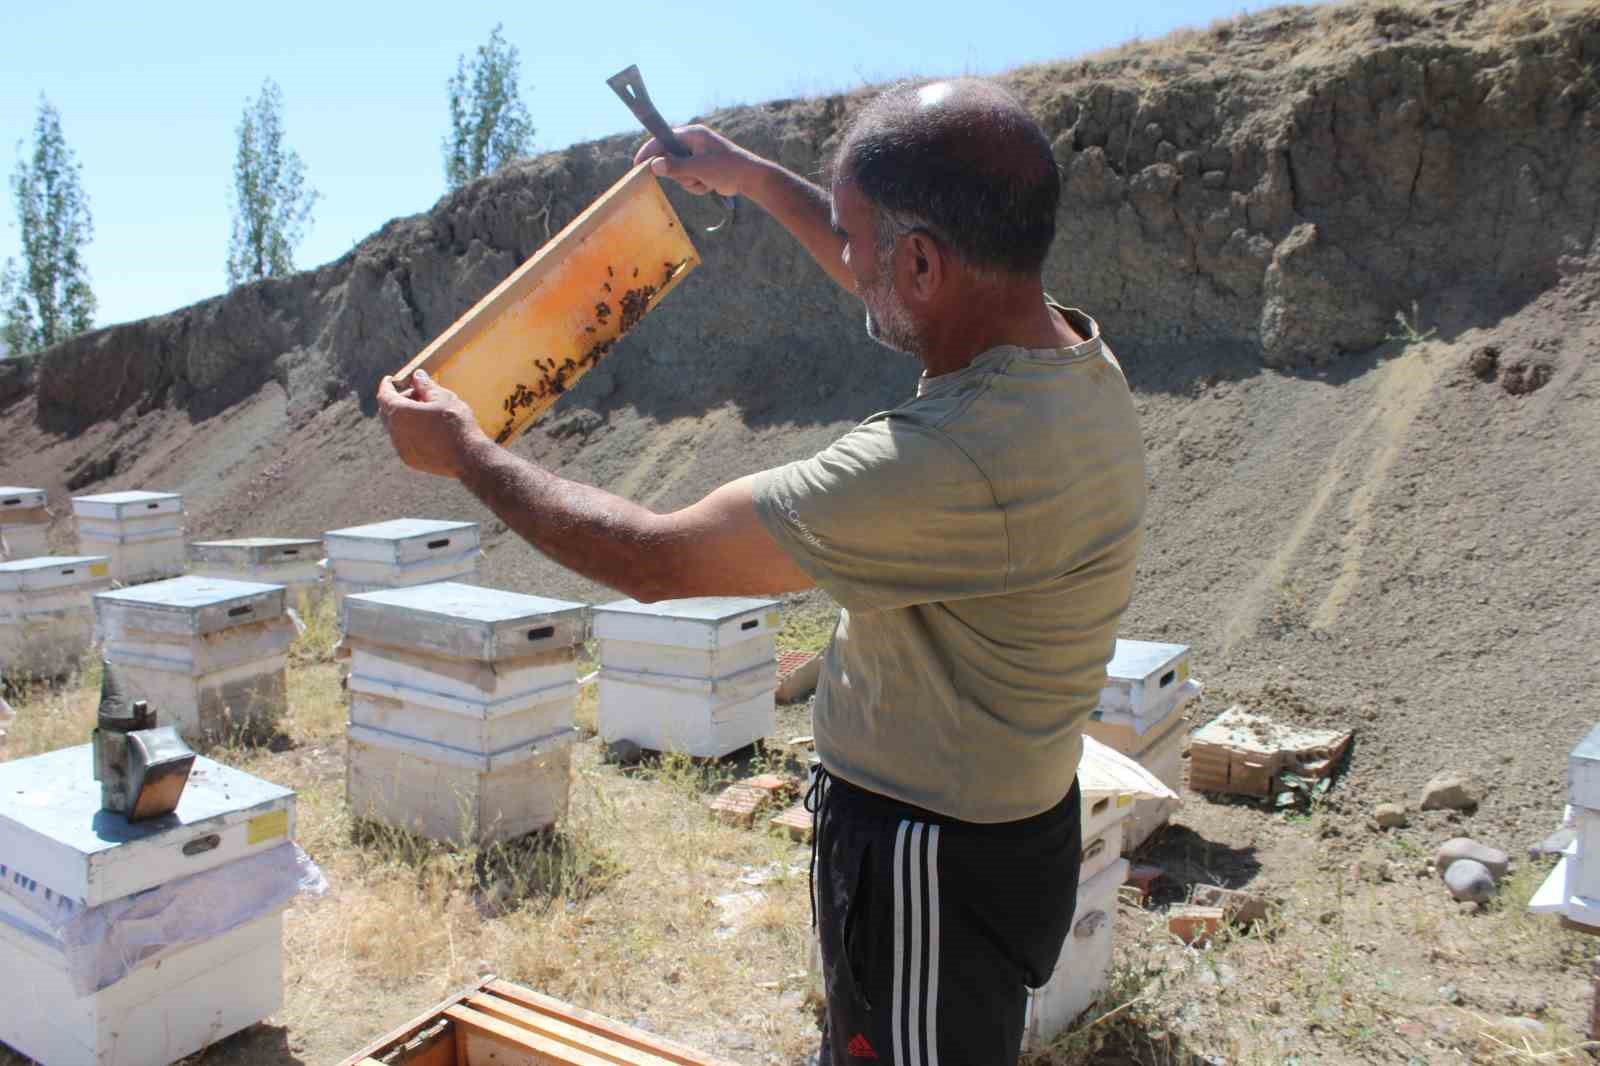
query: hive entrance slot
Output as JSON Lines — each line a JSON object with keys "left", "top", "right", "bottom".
{"left": 228, "top": 606, "right": 253, "bottom": 618}
{"left": 1, "top": 498, "right": 18, "bottom": 505}
{"left": 1091, "top": 797, "right": 1109, "bottom": 817}
{"left": 183, "top": 834, "right": 221, "bottom": 856}
{"left": 740, "top": 619, "right": 759, "bottom": 631}
{"left": 282, "top": 549, "right": 299, "bottom": 556}
{"left": 61, "top": 569, "right": 76, "bottom": 576}
{"left": 527, "top": 626, "right": 555, "bottom": 641}
{"left": 427, "top": 538, "right": 451, "bottom": 549}
{"left": 1159, "top": 669, "right": 1176, "bottom": 688}
{"left": 146, "top": 502, "right": 160, "bottom": 509}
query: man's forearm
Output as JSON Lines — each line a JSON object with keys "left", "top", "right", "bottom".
{"left": 743, "top": 159, "right": 854, "bottom": 293}
{"left": 457, "top": 435, "right": 663, "bottom": 599}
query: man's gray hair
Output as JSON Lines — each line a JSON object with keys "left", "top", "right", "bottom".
{"left": 837, "top": 79, "right": 1060, "bottom": 277}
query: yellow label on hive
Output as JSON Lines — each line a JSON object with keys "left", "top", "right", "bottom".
{"left": 1117, "top": 794, "right": 1134, "bottom": 808}
{"left": 89, "top": 562, "right": 109, "bottom": 578}
{"left": 1177, "top": 660, "right": 1190, "bottom": 684}
{"left": 247, "top": 809, "right": 289, "bottom": 845}
{"left": 765, "top": 612, "right": 780, "bottom": 630}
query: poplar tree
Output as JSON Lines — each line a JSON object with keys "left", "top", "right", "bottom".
{"left": 226, "top": 78, "right": 318, "bottom": 287}
{"left": 442, "top": 24, "right": 535, "bottom": 190}
{"left": 1, "top": 96, "right": 96, "bottom": 355}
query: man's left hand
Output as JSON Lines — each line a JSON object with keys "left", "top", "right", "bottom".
{"left": 376, "top": 370, "right": 487, "bottom": 479}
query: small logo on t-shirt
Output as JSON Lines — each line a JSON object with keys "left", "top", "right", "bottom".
{"left": 847, "top": 1033, "right": 879, "bottom": 1059}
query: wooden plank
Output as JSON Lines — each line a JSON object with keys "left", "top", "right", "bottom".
{"left": 392, "top": 162, "right": 700, "bottom": 445}
{"left": 467, "top": 994, "right": 661, "bottom": 1066}
{"left": 485, "top": 980, "right": 743, "bottom": 1066}
{"left": 334, "top": 977, "right": 493, "bottom": 1066}
{"left": 446, "top": 1004, "right": 622, "bottom": 1066}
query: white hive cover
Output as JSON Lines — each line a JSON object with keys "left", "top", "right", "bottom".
{"left": 1079, "top": 735, "right": 1180, "bottom": 801}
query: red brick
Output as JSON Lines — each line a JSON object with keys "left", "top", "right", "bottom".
{"left": 770, "top": 802, "right": 814, "bottom": 842}
{"left": 1125, "top": 864, "right": 1164, "bottom": 898}
{"left": 710, "top": 783, "right": 769, "bottom": 828}
{"left": 1167, "top": 905, "right": 1225, "bottom": 945}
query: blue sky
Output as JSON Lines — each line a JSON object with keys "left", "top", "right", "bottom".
{"left": 1, "top": 0, "right": 1270, "bottom": 329}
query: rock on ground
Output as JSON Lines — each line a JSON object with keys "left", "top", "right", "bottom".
{"left": 1421, "top": 772, "right": 1482, "bottom": 812}
{"left": 1373, "top": 802, "right": 1408, "bottom": 829}
{"left": 1434, "top": 838, "right": 1510, "bottom": 880}
{"left": 1443, "top": 859, "right": 1496, "bottom": 902}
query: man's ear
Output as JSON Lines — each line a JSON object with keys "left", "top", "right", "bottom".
{"left": 900, "top": 230, "right": 945, "bottom": 304}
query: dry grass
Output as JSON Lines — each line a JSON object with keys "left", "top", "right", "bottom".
{"left": 0, "top": 642, "right": 825, "bottom": 1064}
{"left": 3, "top": 643, "right": 1593, "bottom": 1065}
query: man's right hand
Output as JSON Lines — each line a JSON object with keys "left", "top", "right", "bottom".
{"left": 636, "top": 124, "right": 856, "bottom": 294}
{"left": 633, "top": 126, "right": 761, "bottom": 199}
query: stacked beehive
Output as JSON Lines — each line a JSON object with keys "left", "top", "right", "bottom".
{"left": 343, "top": 582, "right": 588, "bottom": 845}
{"left": 0, "top": 487, "right": 50, "bottom": 560}
{"left": 71, "top": 490, "right": 186, "bottom": 584}
{"left": 0, "top": 744, "right": 303, "bottom": 1066}
{"left": 592, "top": 597, "right": 780, "bottom": 759}
{"left": 1531, "top": 723, "right": 1600, "bottom": 929}
{"left": 189, "top": 537, "right": 324, "bottom": 603}
{"left": 94, "top": 576, "right": 292, "bottom": 745}
{"left": 1084, "top": 639, "right": 1202, "bottom": 852}
{"left": 1022, "top": 782, "right": 1135, "bottom": 1050}
{"left": 0, "top": 556, "right": 111, "bottom": 678}
{"left": 323, "top": 518, "right": 481, "bottom": 618}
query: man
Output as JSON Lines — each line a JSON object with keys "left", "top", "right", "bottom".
{"left": 379, "top": 78, "right": 1145, "bottom": 1066}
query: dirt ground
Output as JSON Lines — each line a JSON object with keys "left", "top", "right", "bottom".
{"left": 4, "top": 191, "right": 1600, "bottom": 1066}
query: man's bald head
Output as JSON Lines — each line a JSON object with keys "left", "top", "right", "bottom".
{"left": 835, "top": 79, "right": 1059, "bottom": 277}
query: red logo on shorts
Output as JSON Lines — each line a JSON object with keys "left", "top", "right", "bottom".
{"left": 847, "top": 1034, "right": 879, "bottom": 1059}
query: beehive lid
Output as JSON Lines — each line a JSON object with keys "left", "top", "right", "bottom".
{"left": 191, "top": 537, "right": 322, "bottom": 566}
{"left": 94, "top": 575, "right": 285, "bottom": 636}
{"left": 0, "top": 487, "right": 46, "bottom": 511}
{"left": 69, "top": 490, "right": 183, "bottom": 520}
{"left": 0, "top": 744, "right": 295, "bottom": 909}
{"left": 1571, "top": 723, "right": 1600, "bottom": 810}
{"left": 0, "top": 555, "right": 111, "bottom": 592}
{"left": 1105, "top": 639, "right": 1189, "bottom": 684}
{"left": 324, "top": 518, "right": 480, "bottom": 563}
{"left": 592, "top": 596, "right": 780, "bottom": 649}
{"left": 594, "top": 597, "right": 778, "bottom": 624}
{"left": 344, "top": 581, "right": 588, "bottom": 661}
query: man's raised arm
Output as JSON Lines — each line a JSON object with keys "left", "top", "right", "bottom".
{"left": 377, "top": 371, "right": 814, "bottom": 604}
{"left": 632, "top": 127, "right": 855, "bottom": 294}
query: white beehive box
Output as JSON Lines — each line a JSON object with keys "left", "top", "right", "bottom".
{"left": 190, "top": 537, "right": 324, "bottom": 601}
{"left": 1099, "top": 639, "right": 1191, "bottom": 720}
{"left": 593, "top": 597, "right": 780, "bottom": 758}
{"left": 0, "top": 744, "right": 295, "bottom": 1066}
{"left": 1023, "top": 854, "right": 1131, "bottom": 1051}
{"left": 72, "top": 491, "right": 186, "bottom": 584}
{"left": 324, "top": 517, "right": 481, "bottom": 605}
{"left": 1119, "top": 719, "right": 1187, "bottom": 853}
{"left": 1532, "top": 725, "right": 1600, "bottom": 927}
{"left": 95, "top": 576, "right": 291, "bottom": 745}
{"left": 1086, "top": 678, "right": 1202, "bottom": 755}
{"left": 0, "top": 486, "right": 50, "bottom": 560}
{"left": 0, "top": 555, "right": 111, "bottom": 678}
{"left": 343, "top": 582, "right": 588, "bottom": 845}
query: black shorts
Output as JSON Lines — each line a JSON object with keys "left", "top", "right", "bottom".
{"left": 810, "top": 770, "right": 1082, "bottom": 1066}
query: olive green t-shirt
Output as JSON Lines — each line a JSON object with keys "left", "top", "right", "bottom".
{"left": 752, "top": 305, "right": 1146, "bottom": 824}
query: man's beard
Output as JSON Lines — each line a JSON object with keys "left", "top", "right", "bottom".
{"left": 862, "top": 273, "right": 923, "bottom": 355}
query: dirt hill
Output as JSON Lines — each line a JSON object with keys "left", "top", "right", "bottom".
{"left": 2, "top": 0, "right": 1598, "bottom": 850}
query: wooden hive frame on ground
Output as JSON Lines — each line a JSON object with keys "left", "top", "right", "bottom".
{"left": 394, "top": 162, "right": 700, "bottom": 446}
{"left": 338, "top": 976, "right": 741, "bottom": 1066}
